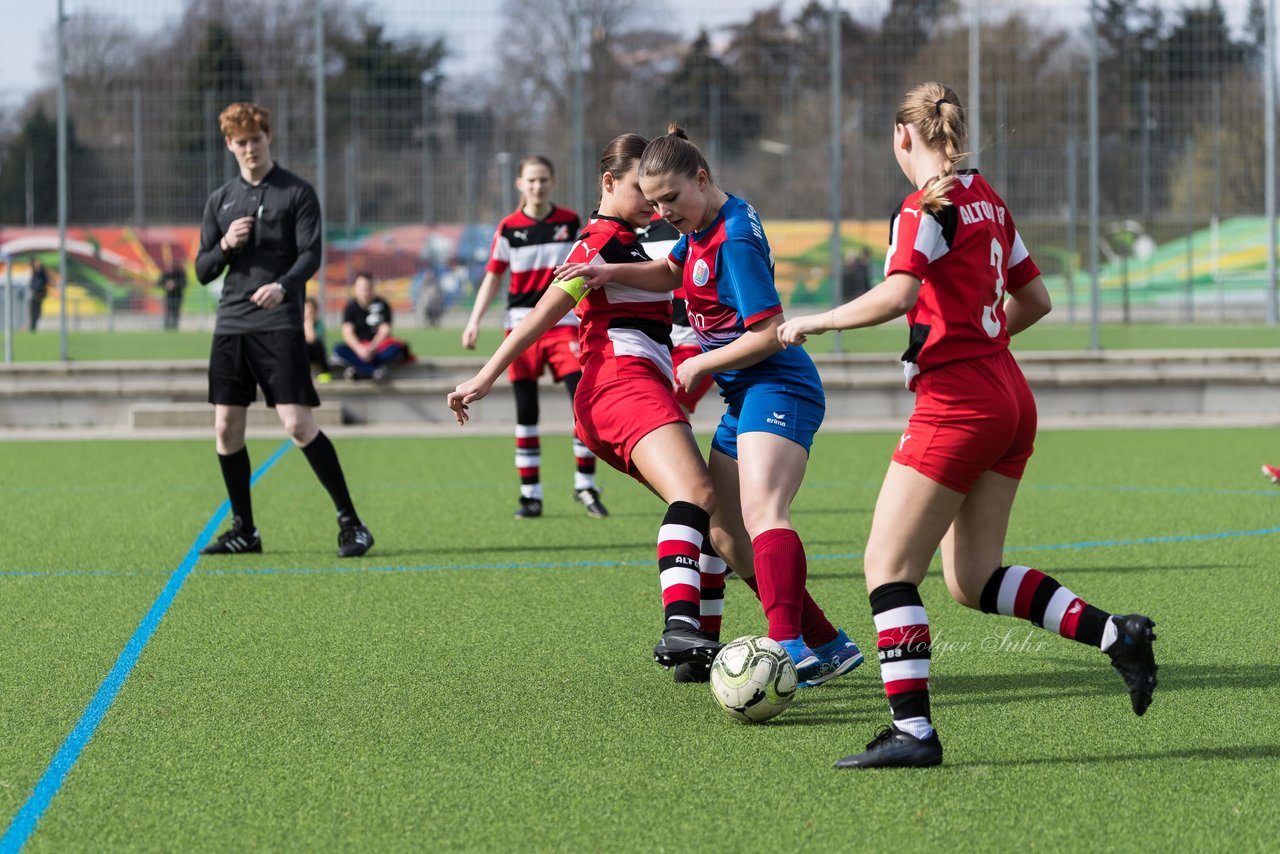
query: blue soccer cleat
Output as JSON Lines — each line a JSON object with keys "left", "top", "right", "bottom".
{"left": 777, "top": 638, "right": 822, "bottom": 684}
{"left": 799, "top": 628, "right": 865, "bottom": 689}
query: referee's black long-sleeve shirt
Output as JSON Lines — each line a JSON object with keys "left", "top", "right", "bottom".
{"left": 195, "top": 164, "right": 321, "bottom": 334}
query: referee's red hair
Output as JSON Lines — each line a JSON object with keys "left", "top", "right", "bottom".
{"left": 219, "top": 102, "right": 271, "bottom": 139}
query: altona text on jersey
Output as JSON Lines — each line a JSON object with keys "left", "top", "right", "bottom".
{"left": 957, "top": 200, "right": 1006, "bottom": 227}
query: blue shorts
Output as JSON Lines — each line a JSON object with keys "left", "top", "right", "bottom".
{"left": 710, "top": 384, "right": 825, "bottom": 460}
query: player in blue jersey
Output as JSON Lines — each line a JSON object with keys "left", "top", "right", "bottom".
{"left": 556, "top": 124, "right": 863, "bottom": 687}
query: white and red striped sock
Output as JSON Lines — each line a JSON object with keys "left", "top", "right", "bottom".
{"left": 979, "top": 565, "right": 1113, "bottom": 649}
{"left": 658, "top": 502, "right": 708, "bottom": 629}
{"left": 698, "top": 538, "right": 727, "bottom": 640}
{"left": 572, "top": 435, "right": 596, "bottom": 491}
{"left": 870, "top": 581, "right": 933, "bottom": 740}
{"left": 514, "top": 424, "right": 541, "bottom": 500}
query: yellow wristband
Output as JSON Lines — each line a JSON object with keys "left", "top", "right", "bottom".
{"left": 550, "top": 276, "right": 589, "bottom": 304}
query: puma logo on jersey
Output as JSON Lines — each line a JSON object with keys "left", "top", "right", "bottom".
{"left": 901, "top": 207, "right": 921, "bottom": 219}
{"left": 899, "top": 433, "right": 912, "bottom": 450}
{"left": 554, "top": 225, "right": 570, "bottom": 241}
{"left": 580, "top": 246, "right": 598, "bottom": 261}
{"left": 766, "top": 411, "right": 788, "bottom": 427}
{"left": 513, "top": 229, "right": 529, "bottom": 242}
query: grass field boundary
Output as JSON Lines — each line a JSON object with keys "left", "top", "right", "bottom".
{"left": 0, "top": 440, "right": 293, "bottom": 854}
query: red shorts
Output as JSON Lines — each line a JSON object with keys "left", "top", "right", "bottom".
{"left": 573, "top": 363, "right": 689, "bottom": 480}
{"left": 506, "top": 325, "right": 582, "bottom": 383}
{"left": 672, "top": 344, "right": 716, "bottom": 413}
{"left": 891, "top": 348, "right": 1037, "bottom": 494}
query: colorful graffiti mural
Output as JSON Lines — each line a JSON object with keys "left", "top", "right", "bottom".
{"left": 1, "top": 217, "right": 1273, "bottom": 319}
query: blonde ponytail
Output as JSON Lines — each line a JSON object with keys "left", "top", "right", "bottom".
{"left": 897, "top": 83, "right": 969, "bottom": 214}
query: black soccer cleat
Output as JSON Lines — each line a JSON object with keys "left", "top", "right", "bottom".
{"left": 653, "top": 624, "right": 724, "bottom": 668}
{"left": 514, "top": 497, "right": 543, "bottom": 519}
{"left": 200, "top": 526, "right": 262, "bottom": 555}
{"left": 574, "top": 487, "right": 609, "bottom": 519}
{"left": 835, "top": 725, "right": 944, "bottom": 769}
{"left": 1105, "top": 614, "right": 1158, "bottom": 716}
{"left": 673, "top": 660, "right": 712, "bottom": 683}
{"left": 337, "top": 521, "right": 374, "bottom": 558}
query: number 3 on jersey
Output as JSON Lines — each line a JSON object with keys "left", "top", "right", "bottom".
{"left": 981, "top": 237, "right": 1006, "bottom": 338}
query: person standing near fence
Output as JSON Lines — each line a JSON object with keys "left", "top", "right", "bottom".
{"left": 158, "top": 256, "right": 187, "bottom": 331}
{"left": 842, "top": 247, "right": 872, "bottom": 300}
{"left": 777, "top": 82, "right": 1157, "bottom": 768}
{"left": 194, "top": 101, "right": 374, "bottom": 558}
{"left": 27, "top": 259, "right": 48, "bottom": 332}
{"left": 303, "top": 296, "right": 334, "bottom": 383}
{"left": 462, "top": 155, "right": 607, "bottom": 520}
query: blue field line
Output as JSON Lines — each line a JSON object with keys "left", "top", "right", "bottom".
{"left": 1019, "top": 482, "right": 1280, "bottom": 499}
{"left": 3, "top": 523, "right": 1278, "bottom": 584}
{"left": 187, "top": 523, "right": 1280, "bottom": 579}
{"left": 0, "top": 440, "right": 293, "bottom": 854}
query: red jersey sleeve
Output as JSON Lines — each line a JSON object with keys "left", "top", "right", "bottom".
{"left": 885, "top": 196, "right": 955, "bottom": 281}
{"left": 485, "top": 220, "right": 511, "bottom": 275}
{"left": 1004, "top": 219, "right": 1040, "bottom": 293}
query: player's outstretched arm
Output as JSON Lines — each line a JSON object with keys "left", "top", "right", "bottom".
{"left": 1005, "top": 276, "right": 1051, "bottom": 336}
{"left": 447, "top": 287, "right": 577, "bottom": 425}
{"left": 554, "top": 258, "right": 677, "bottom": 292}
{"left": 777, "top": 273, "right": 921, "bottom": 347}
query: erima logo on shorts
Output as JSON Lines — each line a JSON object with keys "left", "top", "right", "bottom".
{"left": 692, "top": 259, "right": 710, "bottom": 286}
{"left": 767, "top": 411, "right": 788, "bottom": 427}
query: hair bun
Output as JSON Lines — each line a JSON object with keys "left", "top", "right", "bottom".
{"left": 665, "top": 122, "right": 690, "bottom": 140}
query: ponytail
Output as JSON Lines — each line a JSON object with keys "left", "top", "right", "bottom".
{"left": 895, "top": 83, "right": 968, "bottom": 214}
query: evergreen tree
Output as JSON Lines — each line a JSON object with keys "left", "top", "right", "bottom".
{"left": 0, "top": 107, "right": 91, "bottom": 225}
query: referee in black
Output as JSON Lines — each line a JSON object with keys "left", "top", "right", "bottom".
{"left": 195, "top": 102, "right": 373, "bottom": 558}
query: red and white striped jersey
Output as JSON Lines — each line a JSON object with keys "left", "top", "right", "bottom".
{"left": 564, "top": 214, "right": 674, "bottom": 384}
{"left": 884, "top": 170, "right": 1040, "bottom": 388}
{"left": 486, "top": 205, "right": 581, "bottom": 329}
{"left": 637, "top": 214, "right": 696, "bottom": 348}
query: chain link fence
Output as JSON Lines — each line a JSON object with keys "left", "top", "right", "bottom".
{"left": 0, "top": 0, "right": 1275, "bottom": 343}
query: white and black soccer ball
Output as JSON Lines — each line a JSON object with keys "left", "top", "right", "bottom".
{"left": 709, "top": 636, "right": 797, "bottom": 723}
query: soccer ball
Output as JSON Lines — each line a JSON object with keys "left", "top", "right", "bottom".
{"left": 709, "top": 636, "right": 797, "bottom": 723}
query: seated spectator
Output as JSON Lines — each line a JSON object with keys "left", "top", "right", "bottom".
{"left": 303, "top": 296, "right": 333, "bottom": 383}
{"left": 332, "top": 272, "right": 412, "bottom": 381}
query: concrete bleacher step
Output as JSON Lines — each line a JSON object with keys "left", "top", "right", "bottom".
{"left": 129, "top": 402, "right": 344, "bottom": 429}
{"left": 2, "top": 349, "right": 1279, "bottom": 431}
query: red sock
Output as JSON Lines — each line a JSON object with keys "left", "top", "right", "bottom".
{"left": 800, "top": 597, "right": 838, "bottom": 648}
{"left": 751, "top": 528, "right": 807, "bottom": 641}
{"left": 741, "top": 572, "right": 835, "bottom": 646}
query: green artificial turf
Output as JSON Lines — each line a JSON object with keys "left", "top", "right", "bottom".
{"left": 4, "top": 321, "right": 1278, "bottom": 363}
{"left": 1, "top": 429, "right": 1278, "bottom": 851}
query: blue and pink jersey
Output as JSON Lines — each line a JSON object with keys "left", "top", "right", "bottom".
{"left": 668, "top": 195, "right": 823, "bottom": 403}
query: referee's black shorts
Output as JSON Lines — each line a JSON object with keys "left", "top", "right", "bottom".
{"left": 208, "top": 329, "right": 321, "bottom": 408}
